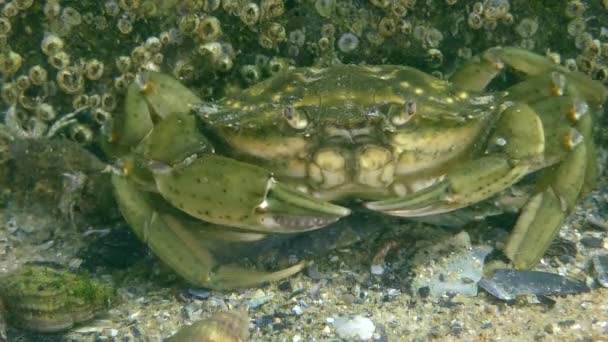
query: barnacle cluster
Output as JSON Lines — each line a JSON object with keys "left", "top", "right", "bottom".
{"left": 0, "top": 0, "right": 607, "bottom": 146}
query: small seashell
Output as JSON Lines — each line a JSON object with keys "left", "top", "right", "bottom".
{"left": 0, "top": 264, "right": 116, "bottom": 333}
{"left": 168, "top": 310, "right": 249, "bottom": 342}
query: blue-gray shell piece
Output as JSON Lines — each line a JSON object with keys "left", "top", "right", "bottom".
{"left": 478, "top": 269, "right": 589, "bottom": 301}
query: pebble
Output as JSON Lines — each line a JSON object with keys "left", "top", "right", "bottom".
{"left": 333, "top": 315, "right": 375, "bottom": 341}
{"left": 384, "top": 288, "right": 401, "bottom": 300}
{"left": 247, "top": 294, "right": 274, "bottom": 309}
{"left": 591, "top": 254, "right": 608, "bottom": 287}
{"left": 292, "top": 305, "right": 304, "bottom": 316}
{"left": 580, "top": 236, "right": 604, "bottom": 248}
{"left": 187, "top": 288, "right": 210, "bottom": 300}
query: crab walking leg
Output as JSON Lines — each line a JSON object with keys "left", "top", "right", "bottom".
{"left": 504, "top": 140, "right": 587, "bottom": 269}
{"left": 112, "top": 174, "right": 214, "bottom": 286}
{"left": 451, "top": 47, "right": 608, "bottom": 106}
{"left": 580, "top": 111, "right": 598, "bottom": 194}
{"left": 366, "top": 102, "right": 545, "bottom": 216}
{"left": 449, "top": 48, "right": 506, "bottom": 92}
{"left": 112, "top": 174, "right": 306, "bottom": 289}
{"left": 159, "top": 214, "right": 306, "bottom": 290}
{"left": 494, "top": 47, "right": 608, "bottom": 106}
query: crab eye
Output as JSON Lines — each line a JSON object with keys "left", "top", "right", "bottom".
{"left": 389, "top": 100, "right": 416, "bottom": 126}
{"left": 283, "top": 105, "right": 308, "bottom": 130}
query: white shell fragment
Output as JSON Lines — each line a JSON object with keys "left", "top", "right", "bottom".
{"left": 478, "top": 269, "right": 590, "bottom": 301}
{"left": 333, "top": 315, "right": 375, "bottom": 341}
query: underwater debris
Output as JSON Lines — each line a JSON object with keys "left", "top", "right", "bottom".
{"left": 370, "top": 240, "right": 398, "bottom": 275}
{"left": 167, "top": 310, "right": 249, "bottom": 342}
{"left": 478, "top": 269, "right": 590, "bottom": 301}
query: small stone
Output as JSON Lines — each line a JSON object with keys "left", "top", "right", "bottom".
{"left": 333, "top": 315, "right": 375, "bottom": 341}
{"left": 451, "top": 320, "right": 464, "bottom": 336}
{"left": 558, "top": 319, "right": 577, "bottom": 328}
{"left": 592, "top": 254, "right": 608, "bottom": 287}
{"left": 580, "top": 236, "right": 604, "bottom": 248}
{"left": 418, "top": 286, "right": 430, "bottom": 298}
{"left": 383, "top": 288, "right": 401, "bottom": 301}
{"left": 187, "top": 288, "right": 210, "bottom": 300}
{"left": 306, "top": 264, "right": 322, "bottom": 280}
{"left": 292, "top": 305, "right": 304, "bottom": 316}
{"left": 545, "top": 323, "right": 560, "bottom": 334}
{"left": 370, "top": 264, "right": 384, "bottom": 275}
{"left": 322, "top": 325, "right": 331, "bottom": 334}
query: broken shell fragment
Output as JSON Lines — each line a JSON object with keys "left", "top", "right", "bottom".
{"left": 478, "top": 269, "right": 589, "bottom": 301}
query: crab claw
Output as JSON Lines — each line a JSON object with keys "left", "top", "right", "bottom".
{"left": 151, "top": 154, "right": 351, "bottom": 233}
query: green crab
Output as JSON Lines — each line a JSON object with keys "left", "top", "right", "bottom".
{"left": 106, "top": 47, "right": 607, "bottom": 290}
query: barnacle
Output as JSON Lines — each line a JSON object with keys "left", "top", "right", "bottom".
{"left": 69, "top": 123, "right": 94, "bottom": 144}
{"left": 49, "top": 51, "right": 71, "bottom": 70}
{"left": 85, "top": 59, "right": 105, "bottom": 81}
{"left": 43, "top": 0, "right": 61, "bottom": 19}
{"left": 337, "top": 32, "right": 359, "bottom": 53}
{"left": 144, "top": 36, "right": 163, "bottom": 53}
{"left": 0, "top": 17, "right": 11, "bottom": 35}
{"left": 378, "top": 17, "right": 397, "bottom": 37}
{"left": 467, "top": 12, "right": 483, "bottom": 30}
{"left": 28, "top": 65, "right": 48, "bottom": 86}
{"left": 2, "top": 2, "right": 19, "bottom": 18}
{"left": 116, "top": 16, "right": 133, "bottom": 34}
{"left": 565, "top": 0, "right": 585, "bottom": 18}
{"left": 515, "top": 18, "right": 538, "bottom": 38}
{"left": 61, "top": 6, "right": 82, "bottom": 27}
{"left": 239, "top": 2, "right": 260, "bottom": 26}
{"left": 240, "top": 64, "right": 262, "bottom": 85}
{"left": 35, "top": 103, "right": 57, "bottom": 122}
{"left": 14, "top": 75, "right": 30, "bottom": 92}
{"left": 0, "top": 50, "right": 22, "bottom": 75}
{"left": 261, "top": 0, "right": 284, "bottom": 19}
{"left": 178, "top": 13, "right": 199, "bottom": 34}
{"left": 13, "top": 0, "right": 34, "bottom": 11}
{"left": 315, "top": 0, "right": 335, "bottom": 18}
{"left": 196, "top": 16, "right": 222, "bottom": 42}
